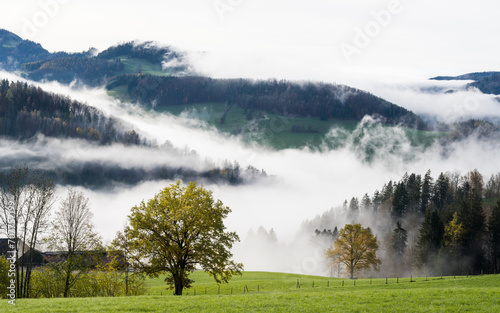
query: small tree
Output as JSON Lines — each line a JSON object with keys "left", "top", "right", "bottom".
{"left": 326, "top": 224, "right": 381, "bottom": 279}
{"left": 45, "top": 188, "right": 102, "bottom": 297}
{"left": 126, "top": 181, "right": 243, "bottom": 296}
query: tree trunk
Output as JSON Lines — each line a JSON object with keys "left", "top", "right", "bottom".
{"left": 174, "top": 282, "right": 183, "bottom": 296}
{"left": 63, "top": 266, "right": 71, "bottom": 297}
{"left": 350, "top": 260, "right": 354, "bottom": 279}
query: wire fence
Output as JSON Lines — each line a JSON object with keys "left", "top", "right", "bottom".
{"left": 150, "top": 273, "right": 495, "bottom": 297}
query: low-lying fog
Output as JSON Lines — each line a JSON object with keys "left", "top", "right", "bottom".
{"left": 2, "top": 70, "right": 500, "bottom": 275}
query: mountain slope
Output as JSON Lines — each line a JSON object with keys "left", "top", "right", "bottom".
{"left": 430, "top": 71, "right": 500, "bottom": 81}
{"left": 0, "top": 28, "right": 92, "bottom": 71}
{"left": 0, "top": 79, "right": 145, "bottom": 145}
{"left": 108, "top": 74, "right": 427, "bottom": 130}
{"left": 0, "top": 28, "right": 189, "bottom": 85}
{"left": 430, "top": 71, "right": 500, "bottom": 95}
{"left": 21, "top": 41, "right": 190, "bottom": 86}
{"left": 0, "top": 79, "right": 261, "bottom": 188}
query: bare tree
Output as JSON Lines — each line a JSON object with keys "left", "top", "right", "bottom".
{"left": 45, "top": 188, "right": 102, "bottom": 297}
{"left": 0, "top": 166, "right": 56, "bottom": 298}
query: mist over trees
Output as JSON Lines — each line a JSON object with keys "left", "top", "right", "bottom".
{"left": 108, "top": 74, "right": 426, "bottom": 129}
{"left": 0, "top": 170, "right": 241, "bottom": 298}
{"left": 0, "top": 80, "right": 267, "bottom": 188}
{"left": 309, "top": 169, "right": 500, "bottom": 277}
{"left": 326, "top": 224, "right": 381, "bottom": 279}
{"left": 0, "top": 79, "right": 147, "bottom": 145}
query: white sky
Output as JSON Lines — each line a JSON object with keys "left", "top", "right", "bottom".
{"left": 1, "top": 0, "right": 499, "bottom": 86}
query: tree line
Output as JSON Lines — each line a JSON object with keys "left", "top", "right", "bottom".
{"left": 0, "top": 167, "right": 241, "bottom": 298}
{"left": 0, "top": 80, "right": 266, "bottom": 188}
{"left": 42, "top": 160, "right": 264, "bottom": 189}
{"left": 0, "top": 79, "right": 147, "bottom": 145}
{"left": 22, "top": 57, "right": 124, "bottom": 85}
{"left": 107, "top": 74, "right": 426, "bottom": 129}
{"left": 96, "top": 41, "right": 184, "bottom": 67}
{"left": 329, "top": 169, "right": 500, "bottom": 277}
{"left": 15, "top": 39, "right": 187, "bottom": 86}
{"left": 0, "top": 167, "right": 146, "bottom": 298}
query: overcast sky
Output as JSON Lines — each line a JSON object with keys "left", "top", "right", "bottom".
{"left": 1, "top": 0, "right": 499, "bottom": 86}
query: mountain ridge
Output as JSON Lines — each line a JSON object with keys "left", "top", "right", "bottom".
{"left": 0, "top": 28, "right": 426, "bottom": 132}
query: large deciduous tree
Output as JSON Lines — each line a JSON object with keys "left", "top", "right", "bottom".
{"left": 126, "top": 181, "right": 243, "bottom": 296}
{"left": 325, "top": 223, "right": 381, "bottom": 279}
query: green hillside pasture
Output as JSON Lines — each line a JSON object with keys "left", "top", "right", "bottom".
{"left": 118, "top": 56, "right": 173, "bottom": 77}
{"left": 107, "top": 85, "right": 134, "bottom": 103}
{"left": 3, "top": 272, "right": 499, "bottom": 312}
{"left": 153, "top": 102, "right": 445, "bottom": 150}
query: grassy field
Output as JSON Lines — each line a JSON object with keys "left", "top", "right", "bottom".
{"left": 3, "top": 272, "right": 499, "bottom": 312}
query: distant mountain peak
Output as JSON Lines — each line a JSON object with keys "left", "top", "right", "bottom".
{"left": 430, "top": 71, "right": 500, "bottom": 81}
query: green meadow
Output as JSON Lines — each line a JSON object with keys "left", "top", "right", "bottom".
{"left": 3, "top": 272, "right": 499, "bottom": 312}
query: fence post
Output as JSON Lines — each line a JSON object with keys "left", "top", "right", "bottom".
{"left": 194, "top": 289, "right": 196, "bottom": 296}
{"left": 354, "top": 280, "right": 356, "bottom": 286}
{"left": 397, "top": 277, "right": 399, "bottom": 283}
{"left": 312, "top": 281, "right": 314, "bottom": 288}
{"left": 386, "top": 277, "right": 388, "bottom": 284}
{"left": 297, "top": 279, "right": 300, "bottom": 289}
{"left": 342, "top": 280, "right": 344, "bottom": 287}
{"left": 327, "top": 281, "right": 329, "bottom": 287}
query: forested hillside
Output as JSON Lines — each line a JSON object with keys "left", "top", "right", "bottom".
{"left": 108, "top": 74, "right": 427, "bottom": 129}
{"left": 311, "top": 169, "right": 500, "bottom": 276}
{"left": 430, "top": 71, "right": 500, "bottom": 81}
{"left": 20, "top": 41, "right": 190, "bottom": 85}
{"left": 468, "top": 74, "right": 500, "bottom": 95}
{"left": 430, "top": 71, "right": 500, "bottom": 95}
{"left": 1, "top": 28, "right": 188, "bottom": 85}
{"left": 0, "top": 79, "right": 264, "bottom": 188}
{"left": 0, "top": 79, "right": 145, "bottom": 145}
{"left": 0, "top": 29, "right": 93, "bottom": 71}
{"left": 1, "top": 29, "right": 427, "bottom": 130}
